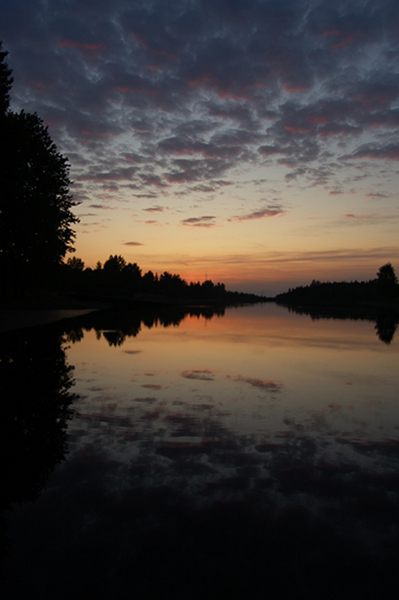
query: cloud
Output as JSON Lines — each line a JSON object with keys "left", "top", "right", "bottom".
{"left": 59, "top": 40, "right": 107, "bottom": 58}
{"left": 181, "top": 216, "right": 216, "bottom": 228}
{"left": 3, "top": 0, "right": 399, "bottom": 223}
{"left": 233, "top": 205, "right": 285, "bottom": 221}
{"left": 365, "top": 193, "right": 389, "bottom": 199}
{"left": 123, "top": 241, "right": 144, "bottom": 246}
{"left": 344, "top": 144, "right": 399, "bottom": 161}
{"left": 143, "top": 206, "right": 166, "bottom": 212}
{"left": 89, "top": 204, "right": 117, "bottom": 210}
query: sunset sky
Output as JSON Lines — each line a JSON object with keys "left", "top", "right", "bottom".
{"left": 2, "top": 0, "right": 399, "bottom": 294}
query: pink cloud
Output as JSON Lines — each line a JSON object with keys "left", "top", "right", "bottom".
{"left": 59, "top": 40, "right": 106, "bottom": 57}
{"left": 322, "top": 28, "right": 341, "bottom": 37}
{"left": 283, "top": 83, "right": 306, "bottom": 93}
{"left": 131, "top": 33, "right": 148, "bottom": 51}
{"left": 189, "top": 74, "right": 215, "bottom": 86}
{"left": 259, "top": 146, "right": 284, "bottom": 156}
{"left": 116, "top": 85, "right": 157, "bottom": 97}
{"left": 307, "top": 116, "right": 329, "bottom": 124}
{"left": 283, "top": 124, "right": 309, "bottom": 135}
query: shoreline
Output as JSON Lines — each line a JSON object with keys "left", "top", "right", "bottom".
{"left": 0, "top": 307, "right": 108, "bottom": 334}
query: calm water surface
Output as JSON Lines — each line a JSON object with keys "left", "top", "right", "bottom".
{"left": 2, "top": 303, "right": 399, "bottom": 598}
{"left": 67, "top": 303, "right": 399, "bottom": 490}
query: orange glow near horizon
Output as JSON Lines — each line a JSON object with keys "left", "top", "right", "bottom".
{"left": 72, "top": 228, "right": 399, "bottom": 295}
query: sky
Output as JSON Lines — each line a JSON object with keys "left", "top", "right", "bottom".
{"left": 2, "top": 0, "right": 399, "bottom": 295}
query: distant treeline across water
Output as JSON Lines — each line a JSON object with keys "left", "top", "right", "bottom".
{"left": 60, "top": 254, "right": 264, "bottom": 305}
{"left": 276, "top": 263, "right": 399, "bottom": 309}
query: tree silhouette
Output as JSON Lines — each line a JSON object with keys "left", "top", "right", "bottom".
{"left": 103, "top": 254, "right": 126, "bottom": 274}
{"left": 66, "top": 256, "right": 85, "bottom": 271}
{"left": 0, "top": 42, "right": 13, "bottom": 115}
{"left": 0, "top": 43, "right": 78, "bottom": 295}
{"left": 377, "top": 263, "right": 398, "bottom": 285}
{"left": 376, "top": 263, "right": 398, "bottom": 300}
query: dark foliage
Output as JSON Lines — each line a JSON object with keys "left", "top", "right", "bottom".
{"left": 0, "top": 43, "right": 78, "bottom": 296}
{"left": 376, "top": 262, "right": 398, "bottom": 299}
{"left": 0, "top": 42, "right": 13, "bottom": 115}
{"left": 377, "top": 262, "right": 398, "bottom": 285}
{"left": 60, "top": 254, "right": 264, "bottom": 306}
{"left": 276, "top": 264, "right": 399, "bottom": 308}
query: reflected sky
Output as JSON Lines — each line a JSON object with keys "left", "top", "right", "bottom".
{"left": 65, "top": 304, "right": 399, "bottom": 501}
{"left": 3, "top": 304, "right": 399, "bottom": 598}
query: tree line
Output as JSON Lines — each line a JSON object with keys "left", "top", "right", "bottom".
{"left": 276, "top": 263, "right": 399, "bottom": 307}
{"left": 62, "top": 254, "right": 262, "bottom": 304}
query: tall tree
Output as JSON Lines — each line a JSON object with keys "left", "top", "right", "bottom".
{"left": 0, "top": 41, "right": 13, "bottom": 115}
{"left": 0, "top": 43, "right": 78, "bottom": 293}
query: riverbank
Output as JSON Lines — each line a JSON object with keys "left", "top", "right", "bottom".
{"left": 0, "top": 287, "right": 269, "bottom": 333}
{"left": 0, "top": 307, "right": 111, "bottom": 333}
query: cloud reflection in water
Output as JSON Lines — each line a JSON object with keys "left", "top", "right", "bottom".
{"left": 3, "top": 304, "right": 399, "bottom": 598}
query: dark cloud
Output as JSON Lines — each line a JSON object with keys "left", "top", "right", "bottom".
{"left": 3, "top": 0, "right": 399, "bottom": 201}
{"left": 365, "top": 192, "right": 389, "bottom": 199}
{"left": 233, "top": 204, "right": 285, "bottom": 221}
{"left": 343, "top": 143, "right": 399, "bottom": 161}
{"left": 123, "top": 241, "right": 143, "bottom": 246}
{"left": 143, "top": 206, "right": 166, "bottom": 212}
{"left": 89, "top": 204, "right": 117, "bottom": 210}
{"left": 181, "top": 216, "right": 216, "bottom": 228}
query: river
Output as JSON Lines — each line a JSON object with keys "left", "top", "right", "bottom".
{"left": 1, "top": 303, "right": 399, "bottom": 598}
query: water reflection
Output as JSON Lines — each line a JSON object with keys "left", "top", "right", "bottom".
{"left": 2, "top": 305, "right": 399, "bottom": 599}
{"left": 284, "top": 304, "right": 399, "bottom": 344}
{"left": 375, "top": 312, "right": 399, "bottom": 344}
{"left": 0, "top": 325, "right": 76, "bottom": 564}
{"left": 64, "top": 305, "right": 226, "bottom": 347}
